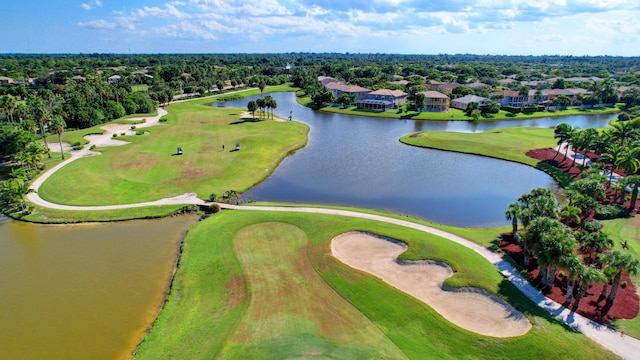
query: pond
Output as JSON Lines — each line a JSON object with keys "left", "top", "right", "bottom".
{"left": 0, "top": 214, "right": 196, "bottom": 359}
{"left": 213, "top": 92, "right": 615, "bottom": 227}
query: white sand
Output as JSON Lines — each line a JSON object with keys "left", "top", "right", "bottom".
{"left": 331, "top": 232, "right": 532, "bottom": 337}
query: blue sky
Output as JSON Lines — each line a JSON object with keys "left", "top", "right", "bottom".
{"left": 1, "top": 0, "right": 639, "bottom": 55}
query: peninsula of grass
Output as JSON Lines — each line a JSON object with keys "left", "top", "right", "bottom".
{"left": 7, "top": 204, "right": 189, "bottom": 224}
{"left": 37, "top": 88, "right": 308, "bottom": 207}
{"left": 400, "top": 127, "right": 576, "bottom": 187}
{"left": 134, "top": 210, "right": 616, "bottom": 359}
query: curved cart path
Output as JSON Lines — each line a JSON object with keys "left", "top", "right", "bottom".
{"left": 22, "top": 105, "right": 640, "bottom": 359}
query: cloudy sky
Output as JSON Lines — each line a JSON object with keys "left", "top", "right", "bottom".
{"left": 1, "top": 0, "right": 638, "bottom": 55}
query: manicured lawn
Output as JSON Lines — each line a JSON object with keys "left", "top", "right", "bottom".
{"left": 12, "top": 204, "right": 188, "bottom": 223}
{"left": 603, "top": 217, "right": 640, "bottom": 338}
{"left": 37, "top": 90, "right": 309, "bottom": 206}
{"left": 134, "top": 210, "right": 616, "bottom": 359}
{"left": 400, "top": 127, "right": 576, "bottom": 187}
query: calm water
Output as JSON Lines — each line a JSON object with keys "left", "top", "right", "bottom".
{"left": 0, "top": 215, "right": 196, "bottom": 359}
{"left": 214, "top": 92, "right": 615, "bottom": 227}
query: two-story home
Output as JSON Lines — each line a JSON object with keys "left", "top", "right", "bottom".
{"left": 325, "top": 82, "right": 371, "bottom": 102}
{"left": 356, "top": 89, "right": 407, "bottom": 111}
{"left": 420, "top": 91, "right": 450, "bottom": 112}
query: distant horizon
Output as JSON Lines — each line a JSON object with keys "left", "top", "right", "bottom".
{"left": 1, "top": 52, "right": 638, "bottom": 58}
{"left": 1, "top": 1, "right": 639, "bottom": 56}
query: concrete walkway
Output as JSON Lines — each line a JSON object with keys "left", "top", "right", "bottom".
{"left": 23, "top": 110, "right": 640, "bottom": 359}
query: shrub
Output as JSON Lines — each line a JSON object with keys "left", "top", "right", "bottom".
{"left": 130, "top": 125, "right": 136, "bottom": 130}
{"left": 209, "top": 193, "right": 217, "bottom": 202}
{"left": 121, "top": 133, "right": 125, "bottom": 136}
{"left": 159, "top": 116, "right": 168, "bottom": 122}
{"left": 622, "top": 281, "right": 627, "bottom": 288}
{"left": 90, "top": 145, "right": 96, "bottom": 150}
{"left": 72, "top": 145, "right": 83, "bottom": 151}
{"left": 112, "top": 133, "right": 117, "bottom": 138}
{"left": 71, "top": 141, "right": 82, "bottom": 147}
{"left": 594, "top": 204, "right": 628, "bottom": 220}
{"left": 136, "top": 130, "right": 144, "bottom": 135}
{"left": 582, "top": 220, "right": 602, "bottom": 233}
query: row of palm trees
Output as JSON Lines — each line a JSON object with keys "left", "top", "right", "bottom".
{"left": 506, "top": 184, "right": 639, "bottom": 308}
{"left": 554, "top": 120, "right": 640, "bottom": 213}
{"left": 247, "top": 96, "right": 278, "bottom": 120}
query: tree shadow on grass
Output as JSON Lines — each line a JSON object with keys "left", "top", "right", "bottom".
{"left": 229, "top": 118, "right": 264, "bottom": 125}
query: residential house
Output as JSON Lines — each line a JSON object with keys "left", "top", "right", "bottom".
{"left": 425, "top": 81, "right": 461, "bottom": 95}
{"left": 0, "top": 76, "right": 14, "bottom": 84}
{"left": 356, "top": 89, "right": 407, "bottom": 111}
{"left": 108, "top": 75, "right": 121, "bottom": 84}
{"left": 420, "top": 91, "right": 450, "bottom": 112}
{"left": 489, "top": 90, "right": 535, "bottom": 107}
{"left": 71, "top": 75, "right": 86, "bottom": 82}
{"left": 541, "top": 88, "right": 591, "bottom": 105}
{"left": 450, "top": 94, "right": 489, "bottom": 110}
{"left": 325, "top": 82, "right": 371, "bottom": 102}
{"left": 318, "top": 76, "right": 340, "bottom": 86}
{"left": 367, "top": 89, "right": 407, "bottom": 105}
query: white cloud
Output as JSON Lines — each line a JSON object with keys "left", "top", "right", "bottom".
{"left": 78, "top": 19, "right": 116, "bottom": 30}
{"left": 80, "top": 0, "right": 103, "bottom": 11}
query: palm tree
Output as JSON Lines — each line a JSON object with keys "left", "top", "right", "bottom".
{"left": 255, "top": 98, "right": 266, "bottom": 119}
{"left": 616, "top": 146, "right": 640, "bottom": 176}
{"left": 27, "top": 96, "right": 51, "bottom": 158}
{"left": 578, "top": 231, "right": 613, "bottom": 262}
{"left": 626, "top": 175, "right": 640, "bottom": 213}
{"left": 559, "top": 204, "right": 581, "bottom": 227}
{"left": 0, "top": 94, "right": 16, "bottom": 123}
{"left": 505, "top": 202, "right": 520, "bottom": 241}
{"left": 50, "top": 115, "right": 66, "bottom": 160}
{"left": 600, "top": 250, "right": 640, "bottom": 301}
{"left": 609, "top": 121, "right": 637, "bottom": 147}
{"left": 600, "top": 144, "right": 623, "bottom": 187}
{"left": 561, "top": 253, "right": 583, "bottom": 304}
{"left": 573, "top": 265, "right": 606, "bottom": 309}
{"left": 554, "top": 123, "right": 573, "bottom": 159}
{"left": 247, "top": 100, "right": 257, "bottom": 119}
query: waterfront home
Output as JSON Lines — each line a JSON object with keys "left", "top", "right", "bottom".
{"left": 451, "top": 94, "right": 489, "bottom": 110}
{"left": 420, "top": 90, "right": 450, "bottom": 112}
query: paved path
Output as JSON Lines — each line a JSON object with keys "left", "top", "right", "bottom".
{"left": 23, "top": 105, "right": 640, "bottom": 359}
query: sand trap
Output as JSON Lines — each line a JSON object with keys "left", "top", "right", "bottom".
{"left": 331, "top": 232, "right": 531, "bottom": 337}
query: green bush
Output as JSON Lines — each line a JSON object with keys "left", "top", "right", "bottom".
{"left": 594, "top": 204, "right": 628, "bottom": 220}
{"left": 582, "top": 220, "right": 602, "bottom": 233}
{"left": 112, "top": 133, "right": 117, "bottom": 138}
{"left": 159, "top": 116, "right": 168, "bottom": 122}
{"left": 71, "top": 145, "right": 83, "bottom": 151}
{"left": 135, "top": 130, "right": 144, "bottom": 135}
{"left": 71, "top": 141, "right": 82, "bottom": 147}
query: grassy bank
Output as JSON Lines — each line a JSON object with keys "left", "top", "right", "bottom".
{"left": 299, "top": 95, "right": 619, "bottom": 121}
{"left": 37, "top": 87, "right": 308, "bottom": 206}
{"left": 400, "top": 127, "right": 576, "bottom": 187}
{"left": 134, "top": 210, "right": 616, "bottom": 359}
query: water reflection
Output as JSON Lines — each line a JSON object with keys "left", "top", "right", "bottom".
{"left": 213, "top": 92, "right": 615, "bottom": 227}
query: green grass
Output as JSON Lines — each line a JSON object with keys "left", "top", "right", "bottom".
{"left": 602, "top": 216, "right": 640, "bottom": 338}
{"left": 134, "top": 210, "right": 616, "bottom": 359}
{"left": 400, "top": 127, "right": 576, "bottom": 187}
{"left": 37, "top": 92, "right": 309, "bottom": 206}
{"left": 131, "top": 84, "right": 149, "bottom": 92}
{"left": 8, "top": 204, "right": 189, "bottom": 223}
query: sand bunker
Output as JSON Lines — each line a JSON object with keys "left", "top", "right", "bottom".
{"left": 331, "top": 232, "right": 531, "bottom": 337}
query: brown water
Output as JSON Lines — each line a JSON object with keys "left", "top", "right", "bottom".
{"left": 0, "top": 215, "right": 196, "bottom": 360}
